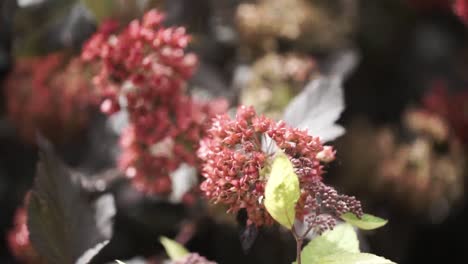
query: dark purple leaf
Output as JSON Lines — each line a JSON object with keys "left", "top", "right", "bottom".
{"left": 27, "top": 138, "right": 116, "bottom": 264}
{"left": 240, "top": 224, "right": 258, "bottom": 253}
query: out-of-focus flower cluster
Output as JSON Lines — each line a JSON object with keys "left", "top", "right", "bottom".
{"left": 198, "top": 106, "right": 362, "bottom": 230}
{"left": 7, "top": 195, "right": 43, "bottom": 264}
{"left": 240, "top": 52, "right": 318, "bottom": 119}
{"left": 236, "top": 0, "right": 311, "bottom": 42}
{"left": 236, "top": 0, "right": 356, "bottom": 53}
{"left": 173, "top": 253, "right": 217, "bottom": 264}
{"left": 407, "top": 0, "right": 451, "bottom": 10}
{"left": 454, "top": 0, "right": 468, "bottom": 25}
{"left": 423, "top": 84, "right": 468, "bottom": 145}
{"left": 82, "top": 10, "right": 227, "bottom": 195}
{"left": 4, "top": 53, "right": 93, "bottom": 144}
{"left": 338, "top": 109, "right": 465, "bottom": 218}
{"left": 380, "top": 109, "right": 464, "bottom": 212}
{"left": 408, "top": 0, "right": 468, "bottom": 25}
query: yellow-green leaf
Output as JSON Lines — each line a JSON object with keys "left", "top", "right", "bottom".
{"left": 264, "top": 152, "right": 300, "bottom": 229}
{"left": 297, "top": 223, "right": 359, "bottom": 264}
{"left": 81, "top": 0, "right": 115, "bottom": 22}
{"left": 159, "top": 236, "right": 190, "bottom": 261}
{"left": 316, "top": 252, "right": 396, "bottom": 264}
{"left": 341, "top": 213, "right": 388, "bottom": 230}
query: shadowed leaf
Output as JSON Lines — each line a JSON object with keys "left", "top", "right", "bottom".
{"left": 27, "top": 138, "right": 115, "bottom": 263}
{"left": 240, "top": 224, "right": 258, "bottom": 253}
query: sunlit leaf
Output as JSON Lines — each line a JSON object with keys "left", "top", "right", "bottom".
{"left": 81, "top": 0, "right": 115, "bottom": 22}
{"left": 341, "top": 213, "right": 388, "bottom": 230}
{"left": 169, "top": 163, "right": 197, "bottom": 203}
{"left": 76, "top": 241, "right": 109, "bottom": 264}
{"left": 315, "top": 252, "right": 396, "bottom": 264}
{"left": 159, "top": 236, "right": 190, "bottom": 261}
{"left": 264, "top": 152, "right": 300, "bottom": 229}
{"left": 283, "top": 50, "right": 358, "bottom": 143}
{"left": 297, "top": 223, "right": 359, "bottom": 264}
{"left": 115, "top": 258, "right": 147, "bottom": 264}
{"left": 295, "top": 223, "right": 396, "bottom": 264}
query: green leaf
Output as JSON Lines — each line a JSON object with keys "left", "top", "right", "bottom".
{"left": 315, "top": 252, "right": 396, "bottom": 264}
{"left": 159, "top": 236, "right": 190, "bottom": 261}
{"left": 297, "top": 223, "right": 359, "bottom": 264}
{"left": 13, "top": 0, "right": 92, "bottom": 56}
{"left": 341, "top": 213, "right": 388, "bottom": 230}
{"left": 295, "top": 223, "right": 397, "bottom": 264}
{"left": 264, "top": 152, "right": 300, "bottom": 229}
{"left": 81, "top": 0, "right": 115, "bottom": 22}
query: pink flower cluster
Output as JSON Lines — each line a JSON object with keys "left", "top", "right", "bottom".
{"left": 4, "top": 53, "right": 92, "bottom": 144}
{"left": 198, "top": 106, "right": 361, "bottom": 228}
{"left": 82, "top": 11, "right": 197, "bottom": 115}
{"left": 82, "top": 10, "right": 227, "bottom": 194}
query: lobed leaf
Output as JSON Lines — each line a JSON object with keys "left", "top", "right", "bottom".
{"left": 27, "top": 138, "right": 115, "bottom": 264}
{"left": 296, "top": 223, "right": 396, "bottom": 264}
{"left": 315, "top": 252, "right": 396, "bottom": 264}
{"left": 297, "top": 223, "right": 359, "bottom": 264}
{"left": 282, "top": 50, "right": 358, "bottom": 143}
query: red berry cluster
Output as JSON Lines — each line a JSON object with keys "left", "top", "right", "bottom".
{"left": 301, "top": 180, "right": 363, "bottom": 234}
{"left": 82, "top": 10, "right": 227, "bottom": 194}
{"left": 4, "top": 53, "right": 92, "bottom": 144}
{"left": 198, "top": 106, "right": 360, "bottom": 227}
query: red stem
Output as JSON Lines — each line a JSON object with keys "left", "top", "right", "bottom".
{"left": 292, "top": 224, "right": 303, "bottom": 264}
{"left": 296, "top": 237, "right": 303, "bottom": 264}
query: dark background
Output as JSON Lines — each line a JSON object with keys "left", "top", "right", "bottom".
{"left": 1, "top": 0, "right": 467, "bottom": 263}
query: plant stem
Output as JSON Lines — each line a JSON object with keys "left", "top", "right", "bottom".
{"left": 292, "top": 224, "right": 303, "bottom": 264}
{"left": 296, "top": 237, "right": 303, "bottom": 264}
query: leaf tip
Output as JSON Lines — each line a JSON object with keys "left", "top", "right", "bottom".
{"left": 159, "top": 236, "right": 189, "bottom": 260}
{"left": 341, "top": 213, "right": 388, "bottom": 230}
